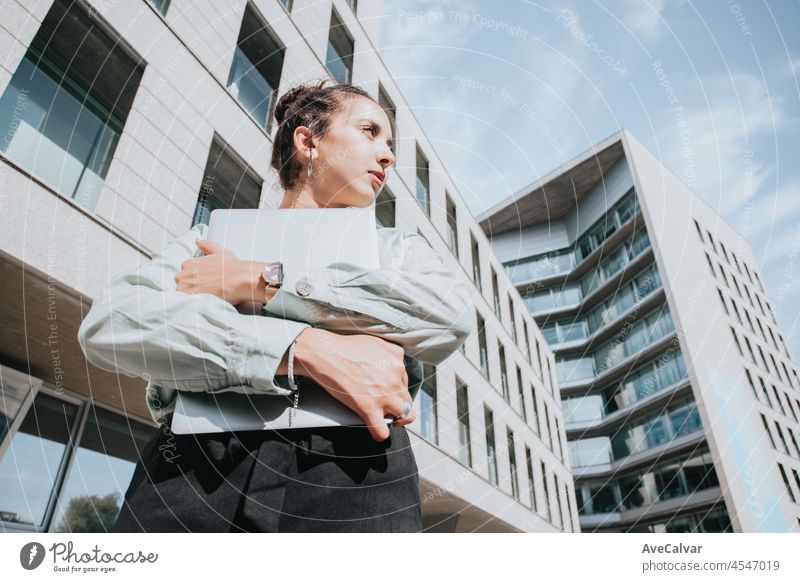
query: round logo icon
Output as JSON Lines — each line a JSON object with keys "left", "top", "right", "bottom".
{"left": 20, "top": 542, "right": 46, "bottom": 570}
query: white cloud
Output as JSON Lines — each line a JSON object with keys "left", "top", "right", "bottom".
{"left": 654, "top": 72, "right": 792, "bottom": 224}
{"left": 616, "top": 0, "right": 669, "bottom": 40}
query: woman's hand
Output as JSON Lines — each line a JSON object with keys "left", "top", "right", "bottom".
{"left": 290, "top": 328, "right": 417, "bottom": 442}
{"left": 175, "top": 239, "right": 278, "bottom": 306}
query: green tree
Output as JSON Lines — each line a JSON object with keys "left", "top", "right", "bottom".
{"left": 54, "top": 493, "right": 121, "bottom": 532}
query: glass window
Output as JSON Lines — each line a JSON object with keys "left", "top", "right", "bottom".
{"left": 445, "top": 193, "right": 458, "bottom": 256}
{"left": 375, "top": 185, "right": 395, "bottom": 228}
{"left": 644, "top": 415, "right": 671, "bottom": 449}
{"left": 568, "top": 436, "right": 611, "bottom": 468}
{"left": 0, "top": 368, "right": 35, "bottom": 444}
{"left": 326, "top": 9, "right": 354, "bottom": 83}
{"left": 228, "top": 6, "right": 285, "bottom": 131}
{"left": 616, "top": 190, "right": 639, "bottom": 224}
{"left": 0, "top": 392, "right": 80, "bottom": 528}
{"left": 507, "top": 429, "right": 519, "bottom": 500}
{"left": 228, "top": 47, "right": 272, "bottom": 127}
{"left": 556, "top": 356, "right": 594, "bottom": 385}
{"left": 655, "top": 462, "right": 684, "bottom": 500}
{"left": 415, "top": 145, "right": 430, "bottom": 215}
{"left": 485, "top": 407, "right": 498, "bottom": 485}
{"left": 50, "top": 406, "right": 154, "bottom": 532}
{"left": 456, "top": 382, "right": 471, "bottom": 467}
{"left": 588, "top": 482, "right": 619, "bottom": 513}
{"left": 147, "top": 0, "right": 170, "bottom": 15}
{"left": 682, "top": 451, "right": 719, "bottom": 492}
{"left": 477, "top": 314, "right": 488, "bottom": 379}
{"left": 0, "top": 0, "right": 143, "bottom": 212}
{"left": 192, "top": 137, "right": 263, "bottom": 227}
{"left": 418, "top": 364, "right": 438, "bottom": 445}
{"left": 499, "top": 345, "right": 509, "bottom": 400}
{"left": 471, "top": 234, "right": 481, "bottom": 287}
{"left": 562, "top": 393, "right": 603, "bottom": 424}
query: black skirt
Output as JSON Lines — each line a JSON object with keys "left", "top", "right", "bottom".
{"left": 112, "top": 413, "right": 423, "bottom": 532}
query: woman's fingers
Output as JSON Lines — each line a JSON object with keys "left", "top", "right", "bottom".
{"left": 195, "top": 238, "right": 228, "bottom": 255}
{"left": 384, "top": 396, "right": 416, "bottom": 428}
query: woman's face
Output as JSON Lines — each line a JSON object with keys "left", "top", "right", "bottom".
{"left": 297, "top": 95, "right": 395, "bottom": 208}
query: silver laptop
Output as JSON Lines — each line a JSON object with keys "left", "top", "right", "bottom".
{"left": 170, "top": 206, "right": 397, "bottom": 435}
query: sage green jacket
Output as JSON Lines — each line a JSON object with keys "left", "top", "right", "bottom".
{"left": 77, "top": 222, "right": 474, "bottom": 425}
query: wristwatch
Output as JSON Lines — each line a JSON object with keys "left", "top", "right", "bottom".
{"left": 260, "top": 262, "right": 284, "bottom": 302}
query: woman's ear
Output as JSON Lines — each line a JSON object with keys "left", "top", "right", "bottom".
{"left": 293, "top": 126, "right": 315, "bottom": 162}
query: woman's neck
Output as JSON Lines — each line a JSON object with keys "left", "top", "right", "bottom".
{"left": 278, "top": 188, "right": 320, "bottom": 209}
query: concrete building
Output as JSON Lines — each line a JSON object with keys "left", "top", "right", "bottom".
{"left": 478, "top": 129, "right": 800, "bottom": 533}
{"left": 0, "top": 0, "right": 576, "bottom": 533}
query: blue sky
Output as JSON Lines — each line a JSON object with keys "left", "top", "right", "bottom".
{"left": 379, "top": 0, "right": 800, "bottom": 359}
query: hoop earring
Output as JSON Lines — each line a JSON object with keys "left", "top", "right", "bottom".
{"left": 307, "top": 151, "right": 314, "bottom": 178}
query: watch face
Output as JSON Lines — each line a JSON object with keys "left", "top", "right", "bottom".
{"left": 262, "top": 262, "right": 283, "bottom": 286}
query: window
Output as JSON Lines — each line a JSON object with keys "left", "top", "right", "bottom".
{"left": 491, "top": 268, "right": 501, "bottom": 314}
{"left": 693, "top": 218, "right": 704, "bottom": 240}
{"left": 485, "top": 407, "right": 498, "bottom": 486}
{"left": 774, "top": 420, "right": 790, "bottom": 455}
{"left": 0, "top": 0, "right": 143, "bottom": 212}
{"left": 49, "top": 406, "right": 153, "bottom": 532}
{"left": 325, "top": 9, "right": 354, "bottom": 83}
{"left": 540, "top": 462, "right": 552, "bottom": 521}
{"left": 554, "top": 417, "right": 564, "bottom": 462}
{"left": 415, "top": 145, "right": 430, "bottom": 215}
{"left": 508, "top": 296, "right": 517, "bottom": 343}
{"left": 228, "top": 4, "right": 286, "bottom": 131}
{"left": 745, "top": 368, "right": 760, "bottom": 401}
{"left": 192, "top": 136, "right": 263, "bottom": 227}
{"left": 508, "top": 428, "right": 520, "bottom": 500}
{"left": 418, "top": 363, "right": 438, "bottom": 445}
{"left": 720, "top": 241, "right": 730, "bottom": 264}
{"left": 456, "top": 381, "right": 472, "bottom": 467}
{"left": 445, "top": 192, "right": 458, "bottom": 256}
{"left": 477, "top": 313, "right": 489, "bottom": 379}
{"left": 525, "top": 446, "right": 537, "bottom": 511}
{"left": 544, "top": 403, "right": 554, "bottom": 450}
{"left": 280, "top": 0, "right": 293, "bottom": 12}
{"left": 147, "top": 0, "right": 171, "bottom": 14}
{"left": 554, "top": 474, "right": 565, "bottom": 529}
{"left": 730, "top": 327, "right": 744, "bottom": 357}
{"left": 777, "top": 463, "right": 797, "bottom": 503}
{"left": 731, "top": 251, "right": 741, "bottom": 274}
{"left": 530, "top": 385, "right": 541, "bottom": 435}
{"left": 374, "top": 185, "right": 395, "bottom": 227}
{"left": 516, "top": 366, "right": 527, "bottom": 421}
{"left": 0, "top": 391, "right": 80, "bottom": 528}
{"left": 717, "top": 289, "right": 729, "bottom": 316}
{"left": 377, "top": 83, "right": 397, "bottom": 152}
{"left": 471, "top": 233, "right": 482, "bottom": 287}
{"left": 499, "top": 345, "right": 509, "bottom": 400}
{"left": 523, "top": 320, "right": 532, "bottom": 362}
{"left": 760, "top": 413, "right": 777, "bottom": 449}
{"left": 0, "top": 376, "right": 155, "bottom": 533}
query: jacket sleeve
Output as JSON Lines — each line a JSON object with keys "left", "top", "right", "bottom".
{"left": 77, "top": 223, "right": 311, "bottom": 398}
{"left": 262, "top": 228, "right": 475, "bottom": 365}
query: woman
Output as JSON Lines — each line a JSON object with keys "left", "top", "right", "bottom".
{"left": 77, "top": 79, "right": 474, "bottom": 532}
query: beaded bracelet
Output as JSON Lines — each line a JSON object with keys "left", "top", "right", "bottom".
{"left": 287, "top": 338, "right": 300, "bottom": 426}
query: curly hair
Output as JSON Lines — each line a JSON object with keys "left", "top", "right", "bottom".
{"left": 270, "top": 78, "right": 396, "bottom": 190}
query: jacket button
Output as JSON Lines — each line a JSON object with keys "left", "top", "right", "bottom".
{"left": 295, "top": 278, "right": 312, "bottom": 297}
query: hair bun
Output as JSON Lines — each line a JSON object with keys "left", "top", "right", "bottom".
{"left": 274, "top": 80, "right": 329, "bottom": 125}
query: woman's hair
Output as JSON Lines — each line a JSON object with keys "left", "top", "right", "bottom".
{"left": 270, "top": 79, "right": 396, "bottom": 190}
